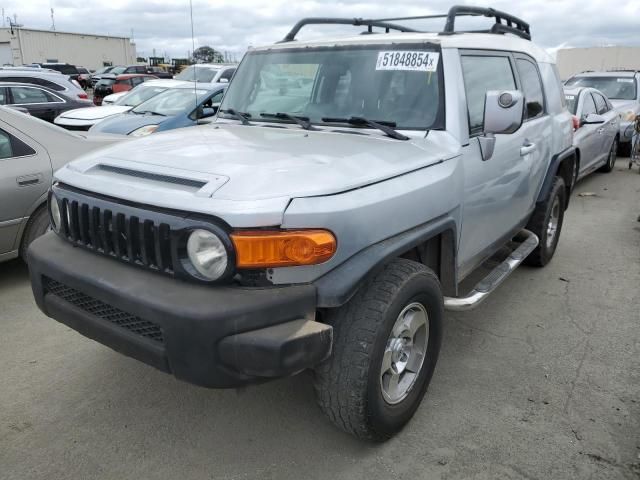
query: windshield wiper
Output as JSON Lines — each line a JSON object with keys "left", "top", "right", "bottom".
{"left": 321, "top": 116, "right": 409, "bottom": 140}
{"left": 219, "top": 108, "right": 252, "bottom": 125}
{"left": 133, "top": 110, "right": 166, "bottom": 116}
{"left": 260, "top": 112, "right": 318, "bottom": 131}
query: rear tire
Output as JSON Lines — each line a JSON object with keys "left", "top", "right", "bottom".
{"left": 599, "top": 137, "right": 617, "bottom": 173}
{"left": 19, "top": 205, "right": 50, "bottom": 261}
{"left": 313, "top": 258, "right": 443, "bottom": 441}
{"left": 524, "top": 176, "right": 566, "bottom": 267}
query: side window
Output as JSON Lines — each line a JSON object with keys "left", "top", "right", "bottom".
{"left": 131, "top": 77, "right": 143, "bottom": 86}
{"left": 10, "top": 87, "right": 51, "bottom": 104}
{"left": 0, "top": 88, "right": 6, "bottom": 105}
{"left": 0, "top": 129, "right": 35, "bottom": 159}
{"left": 581, "top": 92, "right": 597, "bottom": 116}
{"left": 461, "top": 55, "right": 516, "bottom": 135}
{"left": 220, "top": 68, "right": 235, "bottom": 81}
{"left": 516, "top": 58, "right": 545, "bottom": 119}
{"left": 593, "top": 93, "right": 608, "bottom": 114}
{"left": 0, "top": 130, "right": 13, "bottom": 159}
{"left": 210, "top": 90, "right": 224, "bottom": 104}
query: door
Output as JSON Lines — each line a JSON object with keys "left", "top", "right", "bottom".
{"left": 458, "top": 52, "right": 533, "bottom": 275}
{"left": 0, "top": 128, "right": 50, "bottom": 255}
{"left": 0, "top": 43, "right": 11, "bottom": 66}
{"left": 577, "top": 92, "right": 602, "bottom": 173}
{"left": 592, "top": 91, "right": 617, "bottom": 155}
{"left": 8, "top": 86, "right": 65, "bottom": 122}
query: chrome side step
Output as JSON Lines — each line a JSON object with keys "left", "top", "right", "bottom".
{"left": 444, "top": 229, "right": 539, "bottom": 312}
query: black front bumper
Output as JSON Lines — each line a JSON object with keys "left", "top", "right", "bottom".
{"left": 28, "top": 233, "right": 332, "bottom": 388}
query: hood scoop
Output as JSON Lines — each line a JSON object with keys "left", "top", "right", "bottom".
{"left": 98, "top": 165, "right": 208, "bottom": 189}
{"left": 74, "top": 160, "right": 230, "bottom": 198}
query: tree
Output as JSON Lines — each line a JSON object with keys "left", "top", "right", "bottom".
{"left": 192, "top": 46, "right": 224, "bottom": 64}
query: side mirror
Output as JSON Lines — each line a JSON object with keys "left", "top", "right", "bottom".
{"left": 218, "top": 78, "right": 229, "bottom": 83}
{"left": 479, "top": 90, "right": 525, "bottom": 161}
{"left": 580, "top": 113, "right": 605, "bottom": 126}
{"left": 195, "top": 105, "right": 218, "bottom": 119}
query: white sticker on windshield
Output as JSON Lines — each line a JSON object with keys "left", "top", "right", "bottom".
{"left": 617, "top": 78, "right": 634, "bottom": 83}
{"left": 565, "top": 95, "right": 575, "bottom": 100}
{"left": 376, "top": 51, "right": 440, "bottom": 72}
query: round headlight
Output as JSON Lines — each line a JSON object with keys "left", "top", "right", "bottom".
{"left": 186, "top": 229, "right": 228, "bottom": 281}
{"left": 50, "top": 196, "right": 61, "bottom": 232}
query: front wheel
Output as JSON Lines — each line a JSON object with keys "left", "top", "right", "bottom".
{"left": 524, "top": 176, "right": 566, "bottom": 267}
{"left": 599, "top": 137, "right": 617, "bottom": 173}
{"left": 313, "top": 258, "right": 443, "bottom": 441}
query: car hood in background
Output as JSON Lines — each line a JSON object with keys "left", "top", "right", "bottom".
{"left": 610, "top": 99, "right": 639, "bottom": 112}
{"left": 57, "top": 105, "right": 132, "bottom": 121}
{"left": 88, "top": 112, "right": 169, "bottom": 135}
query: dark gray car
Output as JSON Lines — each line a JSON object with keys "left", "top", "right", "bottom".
{"left": 0, "top": 83, "right": 93, "bottom": 122}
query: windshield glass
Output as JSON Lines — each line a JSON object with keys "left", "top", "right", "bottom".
{"left": 132, "top": 88, "right": 208, "bottom": 116}
{"left": 564, "top": 93, "right": 578, "bottom": 114}
{"left": 175, "top": 66, "right": 220, "bottom": 82}
{"left": 565, "top": 76, "right": 637, "bottom": 100}
{"left": 115, "top": 86, "right": 168, "bottom": 106}
{"left": 95, "top": 67, "right": 112, "bottom": 75}
{"left": 110, "top": 67, "right": 126, "bottom": 76}
{"left": 97, "top": 79, "right": 116, "bottom": 87}
{"left": 220, "top": 45, "right": 443, "bottom": 130}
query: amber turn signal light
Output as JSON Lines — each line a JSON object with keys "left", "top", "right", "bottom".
{"left": 231, "top": 230, "right": 337, "bottom": 268}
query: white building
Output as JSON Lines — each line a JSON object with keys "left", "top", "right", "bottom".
{"left": 0, "top": 27, "right": 137, "bottom": 70}
{"left": 556, "top": 46, "right": 640, "bottom": 80}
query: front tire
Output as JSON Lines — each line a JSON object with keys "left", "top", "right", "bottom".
{"left": 524, "top": 176, "right": 566, "bottom": 267}
{"left": 313, "top": 258, "right": 443, "bottom": 441}
{"left": 599, "top": 137, "right": 617, "bottom": 173}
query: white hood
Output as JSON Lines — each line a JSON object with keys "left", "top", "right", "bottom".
{"left": 57, "top": 105, "right": 132, "bottom": 121}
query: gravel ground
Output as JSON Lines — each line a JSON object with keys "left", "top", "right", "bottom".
{"left": 0, "top": 163, "right": 638, "bottom": 480}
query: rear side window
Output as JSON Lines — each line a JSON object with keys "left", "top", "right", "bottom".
{"left": 0, "top": 129, "right": 36, "bottom": 159}
{"left": 461, "top": 55, "right": 516, "bottom": 135}
{"left": 581, "top": 92, "right": 597, "bottom": 116}
{"left": 516, "top": 58, "right": 545, "bottom": 119}
{"left": 592, "top": 92, "right": 608, "bottom": 114}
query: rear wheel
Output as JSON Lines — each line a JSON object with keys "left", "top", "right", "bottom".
{"left": 314, "top": 258, "right": 443, "bottom": 441}
{"left": 524, "top": 176, "right": 566, "bottom": 267}
{"left": 599, "top": 137, "right": 617, "bottom": 173}
{"left": 19, "top": 205, "right": 50, "bottom": 261}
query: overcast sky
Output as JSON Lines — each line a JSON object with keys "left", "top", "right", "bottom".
{"left": 2, "top": 0, "right": 639, "bottom": 60}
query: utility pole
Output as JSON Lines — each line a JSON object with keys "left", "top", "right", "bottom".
{"left": 1, "top": 9, "right": 5, "bottom": 28}
{"left": 50, "top": 8, "right": 56, "bottom": 31}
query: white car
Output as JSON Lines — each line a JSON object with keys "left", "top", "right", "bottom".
{"left": 54, "top": 79, "right": 192, "bottom": 131}
{"left": 174, "top": 64, "right": 236, "bottom": 84}
{"left": 102, "top": 91, "right": 127, "bottom": 105}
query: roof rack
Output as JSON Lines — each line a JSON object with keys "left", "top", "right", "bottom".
{"left": 280, "top": 5, "right": 531, "bottom": 43}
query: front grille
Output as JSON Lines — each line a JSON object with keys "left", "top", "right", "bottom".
{"left": 59, "top": 194, "right": 174, "bottom": 274}
{"left": 44, "top": 277, "right": 164, "bottom": 344}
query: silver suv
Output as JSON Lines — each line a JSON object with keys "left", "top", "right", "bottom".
{"left": 28, "top": 6, "right": 575, "bottom": 441}
{"left": 565, "top": 70, "right": 640, "bottom": 156}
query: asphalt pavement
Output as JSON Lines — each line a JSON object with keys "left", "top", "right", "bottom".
{"left": 1, "top": 163, "right": 638, "bottom": 480}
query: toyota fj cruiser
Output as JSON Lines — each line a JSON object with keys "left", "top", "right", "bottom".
{"left": 29, "top": 6, "right": 575, "bottom": 441}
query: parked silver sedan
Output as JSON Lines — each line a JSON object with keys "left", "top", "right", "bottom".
{"left": 0, "top": 107, "right": 125, "bottom": 263}
{"left": 564, "top": 87, "right": 619, "bottom": 180}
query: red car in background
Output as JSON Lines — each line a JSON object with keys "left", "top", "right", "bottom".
{"left": 93, "top": 74, "right": 157, "bottom": 105}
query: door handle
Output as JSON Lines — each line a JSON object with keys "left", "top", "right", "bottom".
{"left": 17, "top": 174, "right": 43, "bottom": 187}
{"left": 520, "top": 142, "right": 537, "bottom": 156}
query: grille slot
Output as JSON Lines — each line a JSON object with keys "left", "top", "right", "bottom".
{"left": 44, "top": 277, "right": 164, "bottom": 344}
{"left": 98, "top": 165, "right": 207, "bottom": 189}
{"left": 60, "top": 197, "right": 174, "bottom": 274}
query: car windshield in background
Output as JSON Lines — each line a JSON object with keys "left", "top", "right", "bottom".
{"left": 95, "top": 67, "right": 113, "bottom": 75}
{"left": 175, "top": 66, "right": 220, "bottom": 82}
{"left": 565, "top": 76, "right": 637, "bottom": 100}
{"left": 115, "top": 86, "right": 168, "bottom": 106}
{"left": 220, "top": 46, "right": 444, "bottom": 130}
{"left": 110, "top": 67, "right": 127, "bottom": 75}
{"left": 565, "top": 94, "right": 578, "bottom": 114}
{"left": 131, "top": 88, "right": 208, "bottom": 116}
{"left": 97, "top": 79, "right": 116, "bottom": 86}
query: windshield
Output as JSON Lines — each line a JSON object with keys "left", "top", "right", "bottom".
{"left": 220, "top": 45, "right": 443, "bottom": 130}
{"left": 115, "top": 85, "right": 168, "bottom": 106}
{"left": 565, "top": 93, "right": 578, "bottom": 114}
{"left": 565, "top": 76, "right": 637, "bottom": 100}
{"left": 132, "top": 88, "right": 208, "bottom": 116}
{"left": 110, "top": 67, "right": 127, "bottom": 76}
{"left": 175, "top": 66, "right": 220, "bottom": 82}
{"left": 97, "top": 79, "right": 116, "bottom": 87}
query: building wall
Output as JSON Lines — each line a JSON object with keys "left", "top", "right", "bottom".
{"left": 0, "top": 28, "right": 137, "bottom": 70}
{"left": 556, "top": 46, "right": 640, "bottom": 80}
